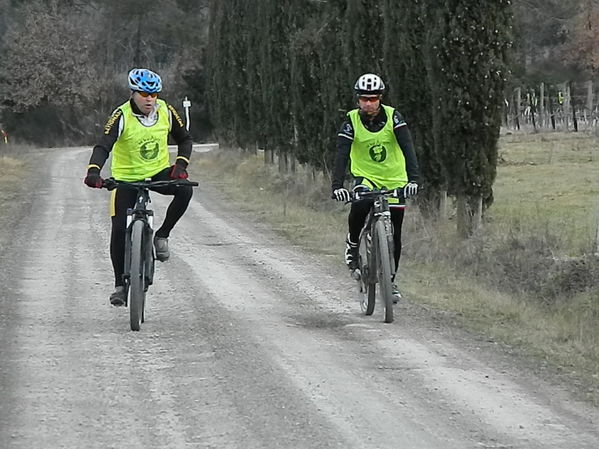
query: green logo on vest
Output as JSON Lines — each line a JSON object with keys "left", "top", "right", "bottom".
{"left": 139, "top": 138, "right": 160, "bottom": 160}
{"left": 369, "top": 144, "right": 387, "bottom": 162}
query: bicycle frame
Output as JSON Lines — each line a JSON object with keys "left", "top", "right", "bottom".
{"left": 102, "top": 177, "right": 198, "bottom": 330}
{"left": 351, "top": 188, "right": 401, "bottom": 323}
{"left": 358, "top": 191, "right": 396, "bottom": 286}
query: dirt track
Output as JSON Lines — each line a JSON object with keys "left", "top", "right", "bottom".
{"left": 1, "top": 147, "right": 598, "bottom": 448}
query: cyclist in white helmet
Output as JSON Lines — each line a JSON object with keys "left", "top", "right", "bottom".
{"left": 84, "top": 68, "right": 194, "bottom": 306}
{"left": 331, "top": 73, "right": 420, "bottom": 302}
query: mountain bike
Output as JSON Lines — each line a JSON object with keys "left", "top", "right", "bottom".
{"left": 103, "top": 177, "right": 198, "bottom": 331}
{"left": 352, "top": 188, "right": 407, "bottom": 324}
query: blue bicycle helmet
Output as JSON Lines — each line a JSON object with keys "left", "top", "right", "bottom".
{"left": 128, "top": 68, "right": 162, "bottom": 93}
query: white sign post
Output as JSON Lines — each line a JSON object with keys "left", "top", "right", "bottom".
{"left": 182, "top": 96, "right": 192, "bottom": 131}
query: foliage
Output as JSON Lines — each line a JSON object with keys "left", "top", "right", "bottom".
{"left": 205, "top": 0, "right": 513, "bottom": 235}
{"left": 0, "top": 0, "right": 209, "bottom": 145}
{"left": 428, "top": 0, "right": 511, "bottom": 205}
{"left": 0, "top": 1, "right": 95, "bottom": 113}
{"left": 561, "top": 1, "right": 599, "bottom": 77}
{"left": 382, "top": 0, "right": 443, "bottom": 208}
{"left": 510, "top": 0, "right": 591, "bottom": 83}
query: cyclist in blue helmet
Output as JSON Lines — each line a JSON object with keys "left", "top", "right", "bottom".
{"left": 84, "top": 68, "right": 195, "bottom": 306}
{"left": 128, "top": 68, "right": 162, "bottom": 93}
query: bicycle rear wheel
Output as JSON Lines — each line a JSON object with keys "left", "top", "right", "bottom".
{"left": 359, "top": 231, "right": 376, "bottom": 315}
{"left": 129, "top": 220, "right": 146, "bottom": 331}
{"left": 375, "top": 220, "right": 394, "bottom": 323}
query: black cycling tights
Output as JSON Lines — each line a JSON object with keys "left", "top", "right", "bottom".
{"left": 348, "top": 200, "right": 405, "bottom": 272}
{"left": 110, "top": 167, "right": 193, "bottom": 287}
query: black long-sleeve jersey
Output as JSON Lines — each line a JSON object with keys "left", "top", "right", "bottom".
{"left": 87, "top": 99, "right": 193, "bottom": 170}
{"left": 331, "top": 106, "right": 420, "bottom": 191}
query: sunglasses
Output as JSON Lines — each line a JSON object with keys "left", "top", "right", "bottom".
{"left": 358, "top": 96, "right": 380, "bottom": 103}
{"left": 137, "top": 91, "right": 158, "bottom": 98}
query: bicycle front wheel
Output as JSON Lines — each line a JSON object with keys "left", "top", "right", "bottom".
{"left": 129, "top": 220, "right": 146, "bottom": 331}
{"left": 375, "top": 220, "right": 394, "bottom": 323}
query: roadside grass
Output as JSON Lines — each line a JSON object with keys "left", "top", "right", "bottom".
{"left": 196, "top": 154, "right": 344, "bottom": 259}
{"left": 493, "top": 132, "right": 599, "bottom": 254}
{"left": 0, "top": 150, "right": 27, "bottom": 251}
{"left": 193, "top": 132, "right": 599, "bottom": 405}
{"left": 0, "top": 152, "right": 26, "bottom": 203}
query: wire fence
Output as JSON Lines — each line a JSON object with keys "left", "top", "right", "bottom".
{"left": 504, "top": 80, "right": 599, "bottom": 134}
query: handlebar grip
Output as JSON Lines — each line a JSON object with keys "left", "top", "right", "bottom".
{"left": 102, "top": 178, "right": 118, "bottom": 191}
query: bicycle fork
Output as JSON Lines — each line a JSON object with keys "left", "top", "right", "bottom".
{"left": 123, "top": 211, "right": 155, "bottom": 296}
{"left": 144, "top": 212, "right": 155, "bottom": 289}
{"left": 375, "top": 213, "right": 396, "bottom": 282}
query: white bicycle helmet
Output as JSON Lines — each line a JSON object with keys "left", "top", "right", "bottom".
{"left": 354, "top": 73, "right": 385, "bottom": 95}
{"left": 128, "top": 68, "right": 162, "bottom": 93}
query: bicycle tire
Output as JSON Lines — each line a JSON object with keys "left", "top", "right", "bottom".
{"left": 359, "top": 231, "right": 376, "bottom": 315}
{"left": 375, "top": 220, "right": 394, "bottom": 323}
{"left": 129, "top": 220, "right": 146, "bottom": 331}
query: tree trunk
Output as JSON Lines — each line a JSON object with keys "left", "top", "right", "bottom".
{"left": 470, "top": 195, "right": 483, "bottom": 234}
{"left": 456, "top": 193, "right": 482, "bottom": 238}
{"left": 264, "top": 148, "right": 274, "bottom": 165}
{"left": 417, "top": 188, "right": 447, "bottom": 221}
{"left": 278, "top": 150, "right": 288, "bottom": 173}
{"left": 457, "top": 194, "right": 468, "bottom": 238}
{"left": 438, "top": 189, "right": 448, "bottom": 220}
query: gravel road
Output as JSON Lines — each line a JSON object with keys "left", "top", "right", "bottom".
{"left": 1, "top": 147, "right": 598, "bottom": 449}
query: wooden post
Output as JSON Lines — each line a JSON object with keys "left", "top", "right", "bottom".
{"left": 514, "top": 87, "right": 521, "bottom": 130}
{"left": 571, "top": 82, "right": 578, "bottom": 132}
{"left": 549, "top": 87, "right": 556, "bottom": 130}
{"left": 530, "top": 90, "right": 537, "bottom": 131}
{"left": 563, "top": 82, "right": 571, "bottom": 130}
{"left": 587, "top": 80, "right": 593, "bottom": 128}
{"left": 539, "top": 82, "right": 545, "bottom": 128}
{"left": 595, "top": 188, "right": 599, "bottom": 255}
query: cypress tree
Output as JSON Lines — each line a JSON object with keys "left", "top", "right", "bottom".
{"left": 344, "top": 0, "right": 384, "bottom": 86}
{"left": 249, "top": 0, "right": 296, "bottom": 163}
{"left": 428, "top": 0, "right": 512, "bottom": 235}
{"left": 289, "top": 0, "right": 348, "bottom": 171}
{"left": 206, "top": 0, "right": 228, "bottom": 141}
{"left": 242, "top": 1, "right": 268, "bottom": 151}
{"left": 381, "top": 0, "right": 444, "bottom": 216}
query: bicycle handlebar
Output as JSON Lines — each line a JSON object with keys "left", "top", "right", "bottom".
{"left": 352, "top": 189, "right": 400, "bottom": 201}
{"left": 330, "top": 187, "right": 411, "bottom": 202}
{"left": 102, "top": 177, "right": 199, "bottom": 191}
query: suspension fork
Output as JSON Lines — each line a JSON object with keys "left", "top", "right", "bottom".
{"left": 375, "top": 210, "right": 395, "bottom": 275}
{"left": 144, "top": 211, "right": 155, "bottom": 287}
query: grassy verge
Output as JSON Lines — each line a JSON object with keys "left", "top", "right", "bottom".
{"left": 0, "top": 150, "right": 28, "bottom": 251}
{"left": 193, "top": 133, "right": 599, "bottom": 405}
